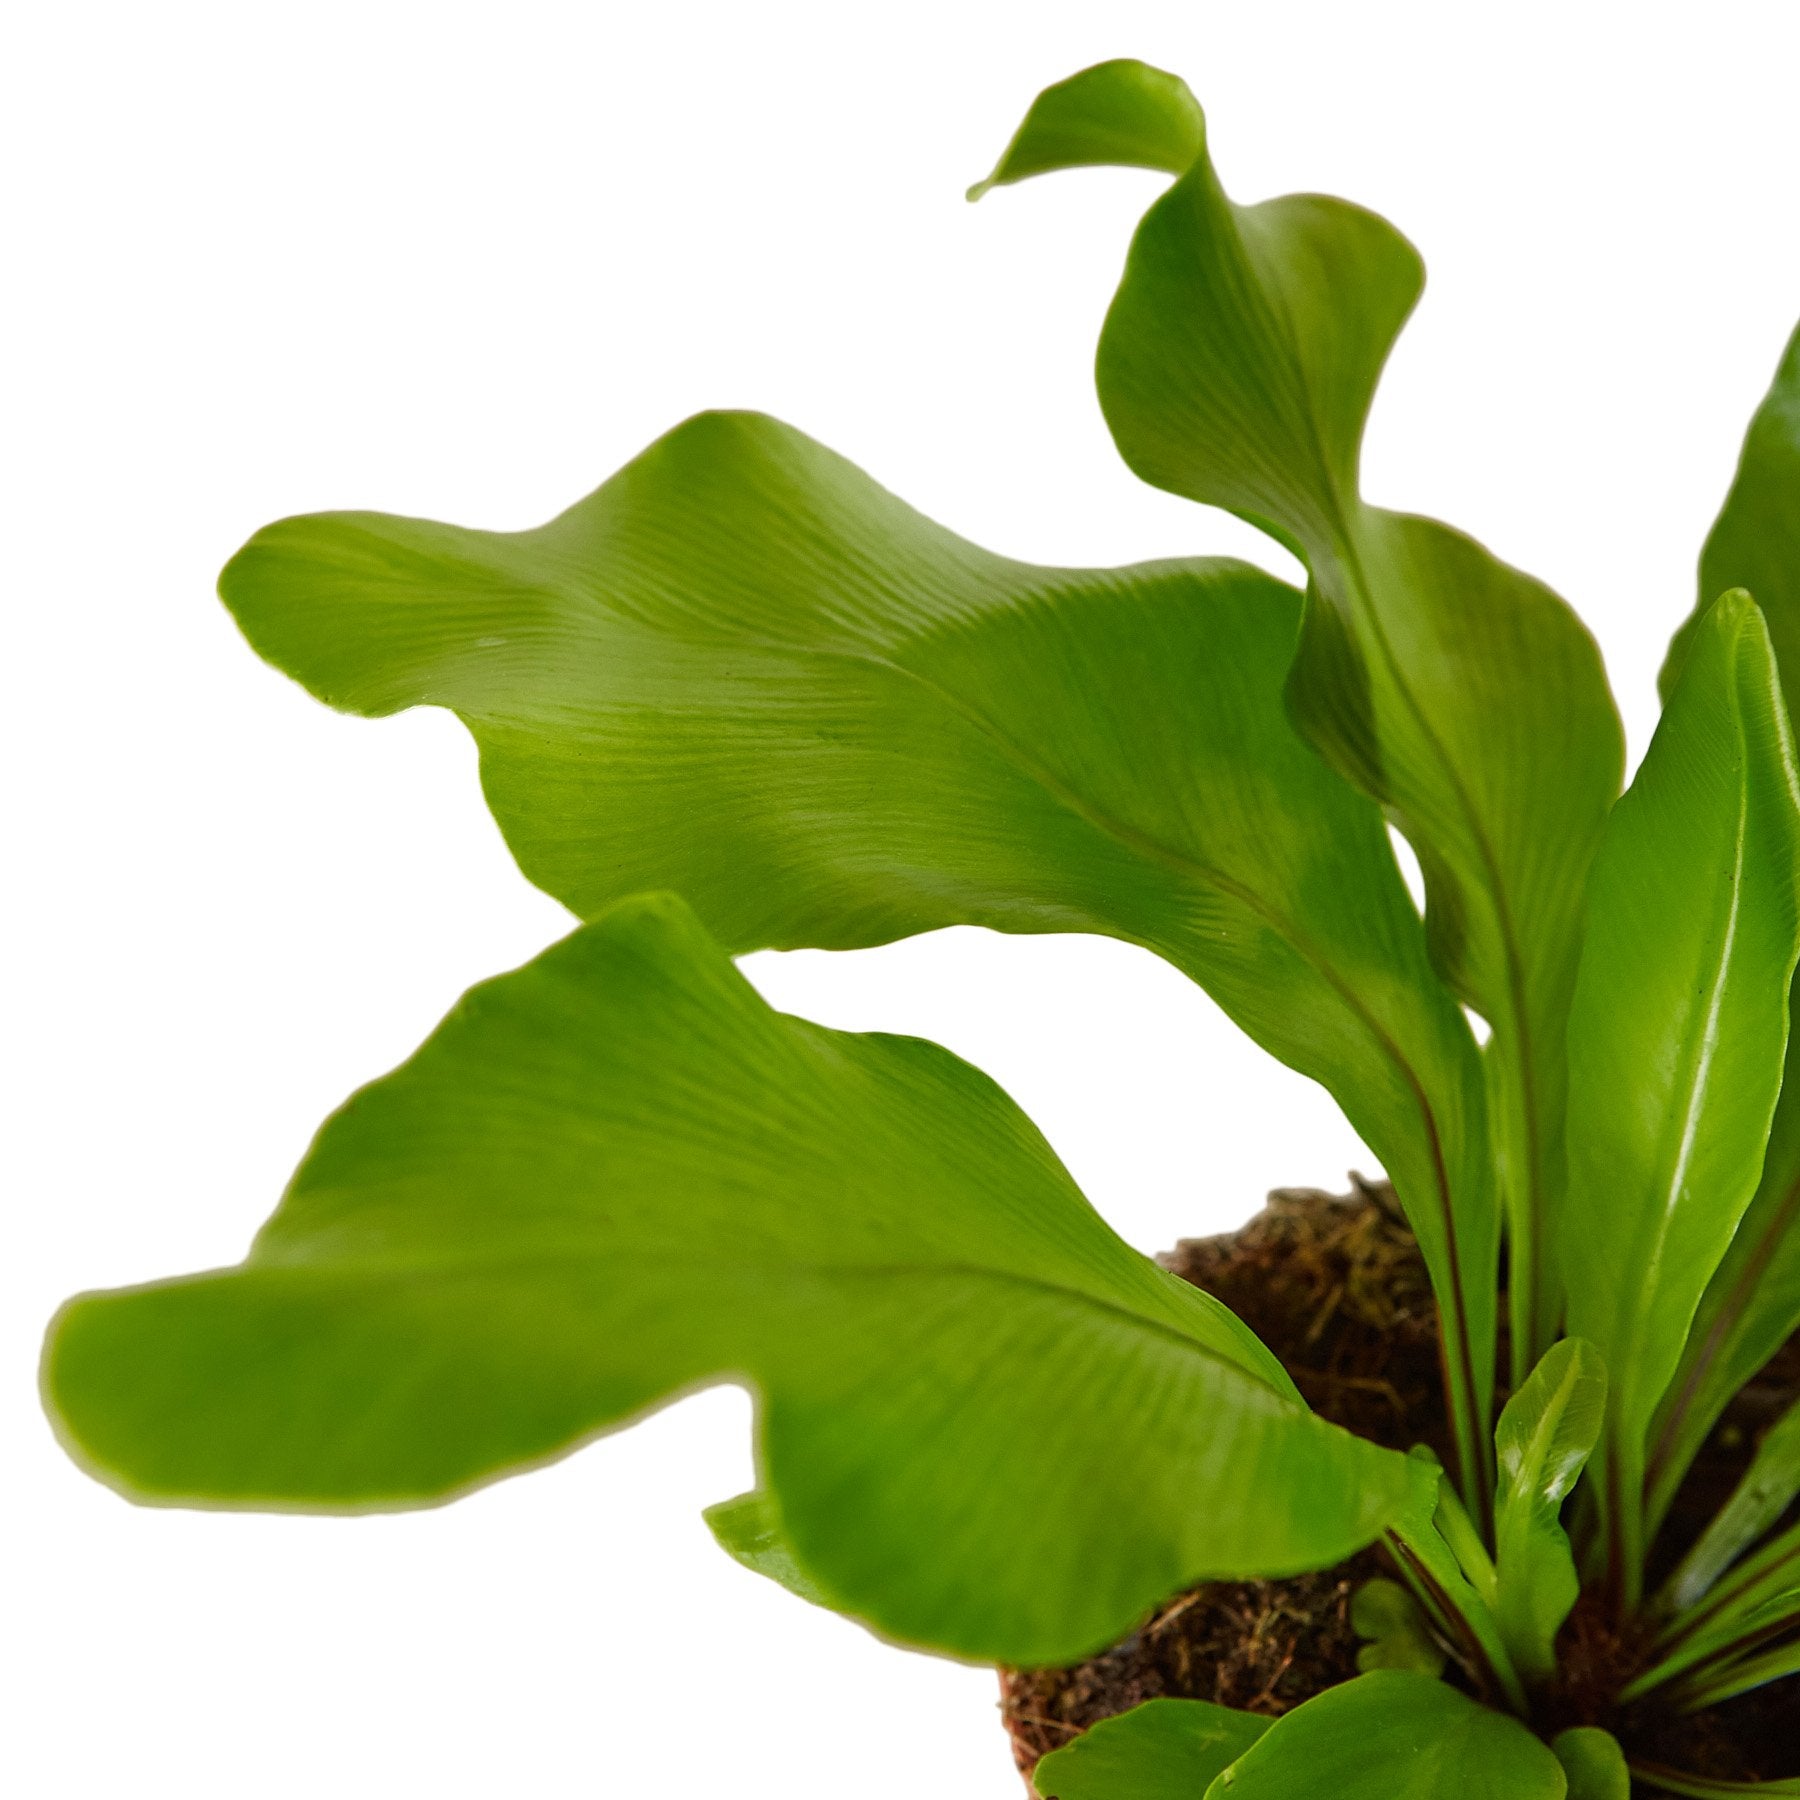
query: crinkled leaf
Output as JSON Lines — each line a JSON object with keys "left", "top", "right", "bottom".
{"left": 975, "top": 59, "right": 1623, "bottom": 1415}
{"left": 1030, "top": 1699, "right": 1270, "bottom": 1800}
{"left": 1550, "top": 1728, "right": 1629, "bottom": 1800}
{"left": 42, "top": 894, "right": 1410, "bottom": 1666}
{"left": 1351, "top": 1576, "right": 1445, "bottom": 1676}
{"left": 1665, "top": 1396, "right": 1800, "bottom": 1613}
{"left": 1652, "top": 323, "right": 1800, "bottom": 1528}
{"left": 1203, "top": 1670, "right": 1566, "bottom": 1799}
{"left": 1492, "top": 1339, "right": 1606, "bottom": 1682}
{"left": 1563, "top": 592, "right": 1800, "bottom": 1599}
{"left": 218, "top": 405, "right": 1491, "bottom": 1505}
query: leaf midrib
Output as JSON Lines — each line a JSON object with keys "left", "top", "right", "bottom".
{"left": 244, "top": 1244, "right": 1300, "bottom": 1402}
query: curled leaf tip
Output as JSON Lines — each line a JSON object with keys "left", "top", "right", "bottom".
{"left": 968, "top": 58, "right": 1204, "bottom": 202}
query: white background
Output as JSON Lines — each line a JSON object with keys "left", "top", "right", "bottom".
{"left": 7, "top": 2, "right": 1800, "bottom": 1793}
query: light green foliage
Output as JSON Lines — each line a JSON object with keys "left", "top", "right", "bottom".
{"left": 219, "top": 407, "right": 1492, "bottom": 1502}
{"left": 1652, "top": 327, "right": 1800, "bottom": 1530}
{"left": 1351, "top": 1577, "right": 1445, "bottom": 1676}
{"left": 1386, "top": 1450, "right": 1526, "bottom": 1715}
{"left": 40, "top": 53, "right": 1800, "bottom": 1785}
{"left": 1492, "top": 1340, "right": 1606, "bottom": 1682}
{"left": 967, "top": 60, "right": 1202, "bottom": 198}
{"left": 1550, "top": 1728, "right": 1629, "bottom": 1800}
{"left": 975, "top": 58, "right": 1624, "bottom": 1417}
{"left": 1663, "top": 323, "right": 1800, "bottom": 704}
{"left": 1030, "top": 1699, "right": 1269, "bottom": 1800}
{"left": 1651, "top": 1029, "right": 1800, "bottom": 1534}
{"left": 703, "top": 1488, "right": 835, "bottom": 1609}
{"left": 1563, "top": 592, "right": 1800, "bottom": 1599}
{"left": 1202, "top": 1671, "right": 1567, "bottom": 1798}
{"left": 42, "top": 894, "right": 1410, "bottom": 1666}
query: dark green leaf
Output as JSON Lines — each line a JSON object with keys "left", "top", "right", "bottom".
{"left": 1203, "top": 1670, "right": 1566, "bottom": 1798}
{"left": 42, "top": 894, "right": 1410, "bottom": 1666}
{"left": 218, "top": 406, "right": 1492, "bottom": 1509}
{"left": 1492, "top": 1339, "right": 1606, "bottom": 1682}
{"left": 974, "top": 60, "right": 1624, "bottom": 1416}
{"left": 1630, "top": 1766, "right": 1800, "bottom": 1798}
{"left": 1665, "top": 1396, "right": 1800, "bottom": 1612}
{"left": 1550, "top": 1728, "right": 1629, "bottom": 1800}
{"left": 1630, "top": 1575, "right": 1800, "bottom": 1701}
{"left": 1031, "top": 1699, "right": 1270, "bottom": 1800}
{"left": 1563, "top": 592, "right": 1800, "bottom": 1600}
{"left": 1676, "top": 1627, "right": 1800, "bottom": 1710}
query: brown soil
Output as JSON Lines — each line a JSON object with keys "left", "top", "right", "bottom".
{"left": 997, "top": 1179, "right": 1800, "bottom": 1794}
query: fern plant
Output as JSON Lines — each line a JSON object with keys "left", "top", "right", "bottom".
{"left": 41, "top": 60, "right": 1800, "bottom": 1797}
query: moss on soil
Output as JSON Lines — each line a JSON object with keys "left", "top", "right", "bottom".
{"left": 997, "top": 1181, "right": 1799, "bottom": 1793}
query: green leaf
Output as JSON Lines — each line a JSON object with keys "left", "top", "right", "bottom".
{"left": 218, "top": 407, "right": 1493, "bottom": 1509}
{"left": 1386, "top": 1450, "right": 1527, "bottom": 1715}
{"left": 1661, "top": 319, "right": 1800, "bottom": 705}
{"left": 1630, "top": 1576, "right": 1800, "bottom": 1701}
{"left": 1650, "top": 321, "right": 1800, "bottom": 1529}
{"left": 1550, "top": 1728, "right": 1629, "bottom": 1800}
{"left": 1202, "top": 1670, "right": 1567, "bottom": 1798}
{"left": 1351, "top": 1577, "right": 1446, "bottom": 1676}
{"left": 42, "top": 893, "right": 1411, "bottom": 1667}
{"left": 1031, "top": 1699, "right": 1271, "bottom": 1800}
{"left": 968, "top": 59, "right": 1204, "bottom": 200}
{"left": 1562, "top": 591, "right": 1800, "bottom": 1602}
{"left": 1630, "top": 1767, "right": 1800, "bottom": 1799}
{"left": 703, "top": 1487, "right": 835, "bottom": 1609}
{"left": 973, "top": 59, "right": 1624, "bottom": 1413}
{"left": 1491, "top": 1339, "right": 1606, "bottom": 1682}
{"left": 1665, "top": 1395, "right": 1800, "bottom": 1612}
{"left": 1648, "top": 1019, "right": 1800, "bottom": 1536}
{"left": 1676, "top": 1626, "right": 1800, "bottom": 1709}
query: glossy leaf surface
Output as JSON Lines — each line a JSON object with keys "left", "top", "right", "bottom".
{"left": 1653, "top": 325, "right": 1800, "bottom": 1523}
{"left": 1492, "top": 1339, "right": 1606, "bottom": 1682}
{"left": 1551, "top": 1729, "right": 1629, "bottom": 1800}
{"left": 1203, "top": 1670, "right": 1566, "bottom": 1799}
{"left": 1031, "top": 1699, "right": 1270, "bottom": 1800}
{"left": 219, "top": 405, "right": 1491, "bottom": 1501}
{"left": 1563, "top": 592, "right": 1800, "bottom": 1598}
{"left": 976, "top": 57, "right": 1623, "bottom": 1405}
{"left": 1386, "top": 1450, "right": 1525, "bottom": 1715}
{"left": 42, "top": 894, "right": 1410, "bottom": 1666}
{"left": 1650, "top": 1036, "right": 1800, "bottom": 1532}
